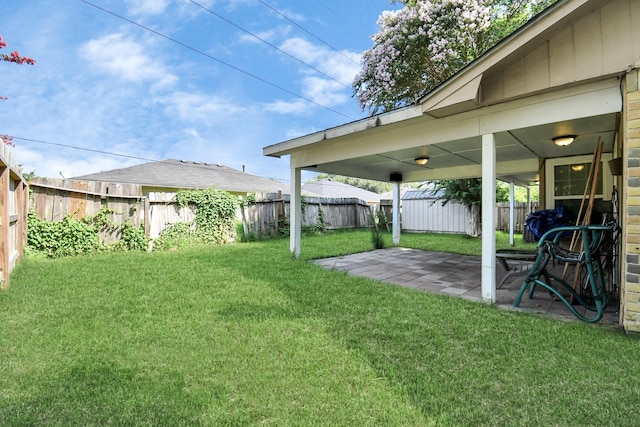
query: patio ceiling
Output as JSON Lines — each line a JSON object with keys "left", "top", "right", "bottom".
{"left": 265, "top": 79, "right": 621, "bottom": 187}
{"left": 307, "top": 113, "right": 617, "bottom": 187}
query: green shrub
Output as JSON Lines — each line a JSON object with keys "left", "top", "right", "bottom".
{"left": 176, "top": 188, "right": 237, "bottom": 243}
{"left": 27, "top": 211, "right": 102, "bottom": 257}
{"left": 27, "top": 208, "right": 149, "bottom": 258}
{"left": 152, "top": 188, "right": 238, "bottom": 250}
{"left": 114, "top": 220, "right": 149, "bottom": 251}
{"left": 152, "top": 223, "right": 199, "bottom": 251}
{"left": 368, "top": 211, "right": 386, "bottom": 249}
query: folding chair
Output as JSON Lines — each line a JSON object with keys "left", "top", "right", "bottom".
{"left": 514, "top": 223, "right": 615, "bottom": 323}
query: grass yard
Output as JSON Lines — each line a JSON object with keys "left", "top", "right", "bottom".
{"left": 1, "top": 230, "right": 638, "bottom": 426}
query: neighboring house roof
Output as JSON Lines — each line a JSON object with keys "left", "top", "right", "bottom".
{"left": 72, "top": 159, "right": 290, "bottom": 194}
{"left": 302, "top": 180, "right": 382, "bottom": 204}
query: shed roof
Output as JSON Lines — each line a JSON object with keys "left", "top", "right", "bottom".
{"left": 73, "top": 159, "right": 290, "bottom": 194}
{"left": 302, "top": 180, "right": 382, "bottom": 203}
{"left": 402, "top": 189, "right": 445, "bottom": 201}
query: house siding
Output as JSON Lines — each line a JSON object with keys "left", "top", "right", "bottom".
{"left": 483, "top": 0, "right": 640, "bottom": 106}
{"left": 623, "top": 69, "right": 640, "bottom": 333}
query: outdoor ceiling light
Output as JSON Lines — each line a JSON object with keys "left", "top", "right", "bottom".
{"left": 571, "top": 164, "right": 585, "bottom": 172}
{"left": 415, "top": 156, "right": 429, "bottom": 165}
{"left": 553, "top": 135, "right": 576, "bottom": 147}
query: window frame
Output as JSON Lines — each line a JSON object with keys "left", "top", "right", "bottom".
{"left": 544, "top": 153, "right": 613, "bottom": 208}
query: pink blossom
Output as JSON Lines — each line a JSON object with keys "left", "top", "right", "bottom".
{"left": 1, "top": 36, "right": 36, "bottom": 148}
{"left": 0, "top": 135, "right": 15, "bottom": 147}
{"left": 353, "top": 0, "right": 502, "bottom": 114}
{"left": 0, "top": 36, "right": 35, "bottom": 65}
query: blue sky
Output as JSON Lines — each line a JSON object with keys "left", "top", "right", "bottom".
{"left": 0, "top": 0, "right": 400, "bottom": 183}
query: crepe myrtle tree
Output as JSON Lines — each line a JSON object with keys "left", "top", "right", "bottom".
{"left": 354, "top": 0, "right": 555, "bottom": 235}
{"left": 354, "top": 0, "right": 556, "bottom": 113}
{"left": 1, "top": 34, "right": 35, "bottom": 147}
{"left": 354, "top": 0, "right": 491, "bottom": 114}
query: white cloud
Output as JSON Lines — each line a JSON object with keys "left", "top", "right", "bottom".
{"left": 184, "top": 128, "right": 202, "bottom": 139}
{"left": 238, "top": 25, "right": 292, "bottom": 44}
{"left": 279, "top": 37, "right": 361, "bottom": 84}
{"left": 125, "top": 0, "right": 170, "bottom": 16}
{"left": 79, "top": 33, "right": 177, "bottom": 87}
{"left": 262, "top": 99, "right": 310, "bottom": 115}
{"left": 302, "top": 76, "right": 349, "bottom": 106}
{"left": 161, "top": 91, "right": 248, "bottom": 123}
{"left": 284, "top": 126, "right": 321, "bottom": 140}
{"left": 14, "top": 142, "right": 142, "bottom": 178}
{"left": 276, "top": 37, "right": 361, "bottom": 108}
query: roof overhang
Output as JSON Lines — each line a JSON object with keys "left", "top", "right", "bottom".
{"left": 265, "top": 78, "right": 620, "bottom": 185}
{"left": 263, "top": 0, "right": 626, "bottom": 186}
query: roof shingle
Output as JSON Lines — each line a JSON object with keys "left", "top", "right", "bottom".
{"left": 73, "top": 159, "right": 290, "bottom": 194}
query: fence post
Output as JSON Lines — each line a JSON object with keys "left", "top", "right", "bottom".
{"left": 239, "top": 196, "right": 250, "bottom": 237}
{"left": 143, "top": 196, "right": 150, "bottom": 237}
{"left": 354, "top": 202, "right": 358, "bottom": 229}
{"left": 274, "top": 191, "right": 281, "bottom": 235}
{"left": 17, "top": 179, "right": 27, "bottom": 265}
{"left": 0, "top": 165, "right": 9, "bottom": 287}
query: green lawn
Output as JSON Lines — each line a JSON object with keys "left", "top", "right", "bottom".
{"left": 1, "top": 230, "right": 637, "bottom": 426}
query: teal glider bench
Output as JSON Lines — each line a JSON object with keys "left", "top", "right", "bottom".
{"left": 514, "top": 223, "right": 616, "bottom": 323}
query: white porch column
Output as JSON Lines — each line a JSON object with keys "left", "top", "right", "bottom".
{"left": 290, "top": 167, "right": 302, "bottom": 257}
{"left": 482, "top": 134, "right": 497, "bottom": 303}
{"left": 392, "top": 182, "right": 401, "bottom": 245}
{"left": 509, "top": 182, "right": 515, "bottom": 246}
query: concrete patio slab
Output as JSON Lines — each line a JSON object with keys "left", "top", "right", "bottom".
{"left": 313, "top": 247, "right": 621, "bottom": 327}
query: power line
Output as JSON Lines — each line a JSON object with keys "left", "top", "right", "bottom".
{"left": 11, "top": 135, "right": 292, "bottom": 182}
{"left": 256, "top": 0, "right": 360, "bottom": 66}
{"left": 187, "top": 0, "right": 350, "bottom": 89}
{"left": 13, "top": 136, "right": 393, "bottom": 190}
{"left": 79, "top": 0, "right": 355, "bottom": 121}
{"left": 310, "top": 0, "right": 340, "bottom": 19}
{"left": 13, "top": 135, "right": 156, "bottom": 162}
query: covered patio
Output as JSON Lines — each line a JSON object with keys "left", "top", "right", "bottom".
{"left": 264, "top": 0, "right": 640, "bottom": 330}
{"left": 313, "top": 247, "right": 620, "bottom": 326}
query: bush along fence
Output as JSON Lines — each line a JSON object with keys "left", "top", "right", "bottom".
{"left": 28, "top": 179, "right": 240, "bottom": 255}
{"left": 28, "top": 178, "right": 149, "bottom": 256}
{"left": 0, "top": 144, "right": 28, "bottom": 287}
{"left": 29, "top": 183, "right": 377, "bottom": 248}
{"left": 152, "top": 188, "right": 238, "bottom": 250}
{"left": 29, "top": 178, "right": 143, "bottom": 243}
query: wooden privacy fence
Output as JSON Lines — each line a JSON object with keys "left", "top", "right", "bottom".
{"left": 495, "top": 202, "right": 539, "bottom": 232}
{"left": 29, "top": 180, "right": 540, "bottom": 247}
{"left": 29, "top": 179, "right": 201, "bottom": 241}
{"left": 146, "top": 192, "right": 196, "bottom": 238}
{"left": 29, "top": 178, "right": 144, "bottom": 242}
{"left": 0, "top": 144, "right": 28, "bottom": 287}
{"left": 241, "top": 192, "right": 374, "bottom": 237}
{"left": 29, "top": 185, "right": 375, "bottom": 240}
